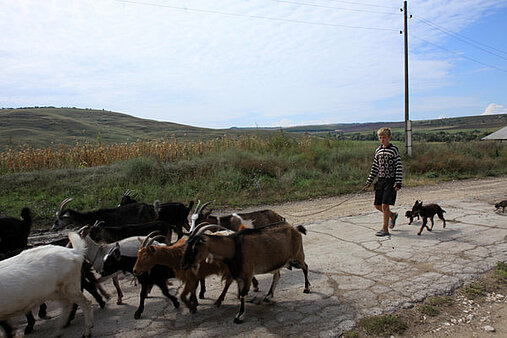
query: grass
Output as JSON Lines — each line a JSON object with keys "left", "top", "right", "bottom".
{"left": 357, "top": 314, "right": 408, "bottom": 336}
{"left": 461, "top": 282, "right": 486, "bottom": 300}
{"left": 495, "top": 261, "right": 507, "bottom": 281}
{"left": 1, "top": 137, "right": 506, "bottom": 229}
{"left": 418, "top": 304, "right": 440, "bottom": 317}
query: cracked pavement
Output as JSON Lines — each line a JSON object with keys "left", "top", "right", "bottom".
{"left": 9, "top": 178, "right": 507, "bottom": 337}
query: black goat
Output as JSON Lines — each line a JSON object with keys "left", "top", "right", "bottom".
{"left": 411, "top": 200, "right": 446, "bottom": 236}
{"left": 101, "top": 243, "right": 180, "bottom": 319}
{"left": 0, "top": 207, "right": 32, "bottom": 254}
{"left": 51, "top": 198, "right": 156, "bottom": 231}
{"left": 118, "top": 190, "right": 194, "bottom": 238}
{"left": 89, "top": 220, "right": 180, "bottom": 243}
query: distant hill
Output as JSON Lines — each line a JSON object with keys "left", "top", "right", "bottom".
{"left": 0, "top": 107, "right": 279, "bottom": 148}
{"left": 0, "top": 107, "right": 505, "bottom": 148}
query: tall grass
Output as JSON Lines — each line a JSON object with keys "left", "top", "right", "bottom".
{"left": 0, "top": 135, "right": 505, "bottom": 229}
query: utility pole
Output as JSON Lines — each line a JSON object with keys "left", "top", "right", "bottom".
{"left": 402, "top": 0, "right": 412, "bottom": 156}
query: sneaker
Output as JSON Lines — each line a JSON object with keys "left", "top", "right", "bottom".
{"left": 375, "top": 229, "right": 390, "bottom": 237}
{"left": 389, "top": 212, "right": 398, "bottom": 229}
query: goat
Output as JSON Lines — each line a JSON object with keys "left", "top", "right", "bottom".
{"left": 88, "top": 220, "right": 180, "bottom": 243}
{"left": 495, "top": 200, "right": 507, "bottom": 213}
{"left": 411, "top": 200, "right": 447, "bottom": 236}
{"left": 0, "top": 207, "right": 32, "bottom": 254}
{"left": 51, "top": 197, "right": 156, "bottom": 230}
{"left": 181, "top": 222, "right": 310, "bottom": 323}
{"left": 133, "top": 234, "right": 233, "bottom": 314}
{"left": 405, "top": 209, "right": 420, "bottom": 225}
{"left": 78, "top": 225, "right": 161, "bottom": 305}
{"left": 0, "top": 232, "right": 93, "bottom": 337}
{"left": 118, "top": 190, "right": 194, "bottom": 238}
{"left": 101, "top": 238, "right": 181, "bottom": 319}
{"left": 0, "top": 243, "right": 105, "bottom": 335}
{"left": 189, "top": 200, "right": 285, "bottom": 232}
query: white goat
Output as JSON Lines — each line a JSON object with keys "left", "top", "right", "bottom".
{"left": 0, "top": 232, "right": 93, "bottom": 337}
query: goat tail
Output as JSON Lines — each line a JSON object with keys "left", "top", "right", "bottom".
{"left": 21, "top": 207, "right": 32, "bottom": 227}
{"left": 68, "top": 232, "right": 87, "bottom": 258}
{"left": 296, "top": 225, "right": 307, "bottom": 235}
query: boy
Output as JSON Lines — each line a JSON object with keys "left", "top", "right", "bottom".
{"left": 365, "top": 127, "right": 402, "bottom": 236}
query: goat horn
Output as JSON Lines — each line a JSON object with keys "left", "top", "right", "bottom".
{"left": 193, "top": 224, "right": 228, "bottom": 237}
{"left": 197, "top": 200, "right": 214, "bottom": 215}
{"left": 189, "top": 222, "right": 210, "bottom": 236}
{"left": 193, "top": 200, "right": 201, "bottom": 214}
{"left": 146, "top": 235, "right": 167, "bottom": 247}
{"left": 141, "top": 231, "right": 162, "bottom": 247}
{"left": 58, "top": 198, "right": 73, "bottom": 213}
{"left": 92, "top": 220, "right": 105, "bottom": 228}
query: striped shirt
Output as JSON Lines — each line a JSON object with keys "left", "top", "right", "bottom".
{"left": 367, "top": 144, "right": 403, "bottom": 186}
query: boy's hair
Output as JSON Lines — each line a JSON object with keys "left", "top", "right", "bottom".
{"left": 377, "top": 127, "right": 391, "bottom": 137}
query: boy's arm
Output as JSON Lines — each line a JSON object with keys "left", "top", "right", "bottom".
{"left": 394, "top": 149, "right": 402, "bottom": 190}
{"left": 366, "top": 153, "right": 379, "bottom": 186}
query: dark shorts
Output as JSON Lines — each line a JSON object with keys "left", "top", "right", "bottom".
{"left": 374, "top": 178, "right": 397, "bottom": 206}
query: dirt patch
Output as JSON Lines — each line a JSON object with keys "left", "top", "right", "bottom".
{"left": 348, "top": 266, "right": 507, "bottom": 337}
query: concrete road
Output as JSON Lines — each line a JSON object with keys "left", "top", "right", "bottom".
{"left": 6, "top": 185, "right": 507, "bottom": 337}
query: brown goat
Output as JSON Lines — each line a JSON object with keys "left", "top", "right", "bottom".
{"left": 133, "top": 235, "right": 233, "bottom": 313}
{"left": 181, "top": 222, "right": 310, "bottom": 324}
{"left": 189, "top": 201, "right": 285, "bottom": 232}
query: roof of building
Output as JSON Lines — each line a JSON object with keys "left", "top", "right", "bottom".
{"left": 482, "top": 126, "right": 507, "bottom": 140}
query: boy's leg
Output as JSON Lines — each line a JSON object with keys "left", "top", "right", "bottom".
{"left": 382, "top": 204, "right": 391, "bottom": 232}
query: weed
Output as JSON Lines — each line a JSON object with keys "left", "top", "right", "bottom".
{"left": 418, "top": 304, "right": 440, "bottom": 317}
{"left": 495, "top": 261, "right": 507, "bottom": 281}
{"left": 357, "top": 314, "right": 408, "bottom": 336}
{"left": 426, "top": 295, "right": 453, "bottom": 306}
{"left": 461, "top": 282, "right": 486, "bottom": 300}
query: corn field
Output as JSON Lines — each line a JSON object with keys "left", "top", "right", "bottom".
{"left": 0, "top": 135, "right": 313, "bottom": 174}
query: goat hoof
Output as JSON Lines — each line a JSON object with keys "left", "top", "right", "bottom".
{"left": 233, "top": 318, "right": 243, "bottom": 324}
{"left": 417, "top": 233, "right": 421, "bottom": 236}
{"left": 304, "top": 289, "right": 310, "bottom": 294}
{"left": 173, "top": 302, "right": 180, "bottom": 309}
{"left": 134, "top": 312, "right": 141, "bottom": 320}
{"left": 199, "top": 293, "right": 205, "bottom": 299}
{"left": 99, "top": 301, "right": 106, "bottom": 309}
{"left": 253, "top": 287, "right": 259, "bottom": 292}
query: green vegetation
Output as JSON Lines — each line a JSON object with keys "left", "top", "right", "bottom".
{"left": 495, "top": 262, "right": 507, "bottom": 281}
{"left": 357, "top": 314, "right": 408, "bottom": 336}
{"left": 426, "top": 295, "right": 453, "bottom": 306}
{"left": 1, "top": 134, "right": 506, "bottom": 229}
{"left": 461, "top": 282, "right": 486, "bottom": 300}
{"left": 418, "top": 304, "right": 440, "bottom": 317}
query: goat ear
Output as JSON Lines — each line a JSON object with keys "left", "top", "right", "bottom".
{"left": 148, "top": 246, "right": 156, "bottom": 253}
{"left": 137, "top": 237, "right": 143, "bottom": 244}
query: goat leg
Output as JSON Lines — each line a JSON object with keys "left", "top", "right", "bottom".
{"left": 113, "top": 276, "right": 123, "bottom": 305}
{"left": 134, "top": 283, "right": 150, "bottom": 319}
{"left": 24, "top": 312, "right": 36, "bottom": 334}
{"left": 215, "top": 278, "right": 233, "bottom": 306}
{"left": 157, "top": 281, "right": 180, "bottom": 309}
{"left": 302, "top": 263, "right": 311, "bottom": 293}
{"left": 251, "top": 277, "right": 259, "bottom": 292}
{"left": 429, "top": 217, "right": 434, "bottom": 231}
{"left": 234, "top": 280, "right": 250, "bottom": 324}
{"left": 198, "top": 278, "right": 206, "bottom": 299}
{"left": 38, "top": 303, "right": 48, "bottom": 318}
{"left": 264, "top": 271, "right": 280, "bottom": 302}
{"left": 0, "top": 321, "right": 13, "bottom": 338}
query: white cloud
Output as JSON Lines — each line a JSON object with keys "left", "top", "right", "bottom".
{"left": 482, "top": 103, "right": 507, "bottom": 115}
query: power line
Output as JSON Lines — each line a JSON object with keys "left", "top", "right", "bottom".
{"left": 324, "top": 0, "right": 399, "bottom": 10}
{"left": 411, "top": 34, "right": 507, "bottom": 73}
{"left": 114, "top": 0, "right": 399, "bottom": 31}
{"left": 269, "top": 0, "right": 400, "bottom": 15}
{"left": 413, "top": 15, "right": 507, "bottom": 60}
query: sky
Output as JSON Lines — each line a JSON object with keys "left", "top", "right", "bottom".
{"left": 1, "top": 0, "right": 506, "bottom": 129}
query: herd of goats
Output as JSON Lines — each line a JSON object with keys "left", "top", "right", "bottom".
{"left": 0, "top": 191, "right": 311, "bottom": 337}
